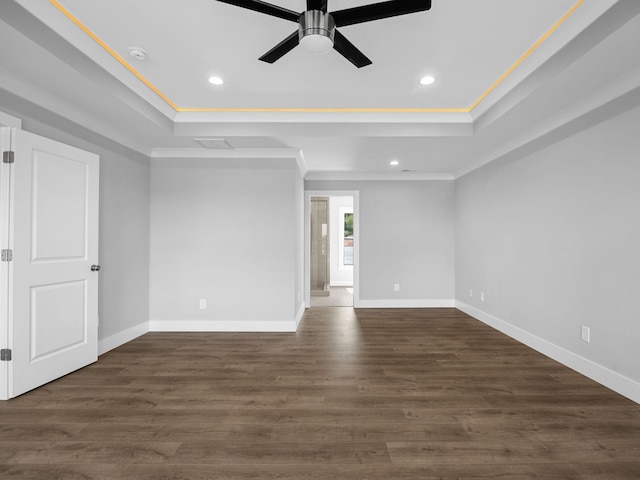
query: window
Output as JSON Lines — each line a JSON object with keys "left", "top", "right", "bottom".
{"left": 343, "top": 212, "right": 353, "bottom": 266}
{"left": 338, "top": 206, "right": 354, "bottom": 268}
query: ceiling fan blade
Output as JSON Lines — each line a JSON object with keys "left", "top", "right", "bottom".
{"left": 307, "top": 0, "right": 328, "bottom": 12}
{"left": 333, "top": 30, "right": 372, "bottom": 68}
{"left": 332, "top": 0, "right": 431, "bottom": 27}
{"left": 215, "top": 0, "right": 299, "bottom": 22}
{"left": 259, "top": 31, "right": 300, "bottom": 63}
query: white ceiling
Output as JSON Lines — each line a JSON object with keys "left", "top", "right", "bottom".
{"left": 1, "top": 0, "right": 640, "bottom": 177}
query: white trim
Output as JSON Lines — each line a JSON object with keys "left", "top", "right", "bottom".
{"left": 305, "top": 172, "right": 454, "bottom": 181}
{"left": 173, "top": 110, "right": 473, "bottom": 129}
{"left": 296, "top": 150, "right": 308, "bottom": 177}
{"left": 100, "top": 308, "right": 306, "bottom": 356}
{"left": 456, "top": 64, "right": 640, "bottom": 179}
{"left": 294, "top": 303, "right": 306, "bottom": 330}
{"left": 0, "top": 70, "right": 152, "bottom": 155}
{"left": 0, "top": 128, "right": 10, "bottom": 400}
{"left": 357, "top": 299, "right": 455, "bottom": 308}
{"left": 150, "top": 147, "right": 301, "bottom": 159}
{"left": 98, "top": 322, "right": 149, "bottom": 356}
{"left": 456, "top": 301, "right": 640, "bottom": 405}
{"left": 149, "top": 319, "right": 297, "bottom": 333}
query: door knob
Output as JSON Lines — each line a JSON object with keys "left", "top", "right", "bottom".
{"left": 91, "top": 264, "right": 101, "bottom": 272}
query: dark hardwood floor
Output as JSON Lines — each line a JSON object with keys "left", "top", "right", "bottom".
{"left": 1, "top": 307, "right": 639, "bottom": 479}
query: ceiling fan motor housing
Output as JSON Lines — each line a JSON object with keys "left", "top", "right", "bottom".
{"left": 215, "top": 0, "right": 431, "bottom": 67}
{"left": 299, "top": 10, "right": 335, "bottom": 48}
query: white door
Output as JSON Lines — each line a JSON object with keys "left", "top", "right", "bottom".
{"left": 3, "top": 128, "right": 99, "bottom": 398}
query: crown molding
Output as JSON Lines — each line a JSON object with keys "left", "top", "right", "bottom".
{"left": 150, "top": 147, "right": 301, "bottom": 159}
{"left": 304, "top": 171, "right": 454, "bottom": 181}
{"left": 456, "top": 64, "right": 640, "bottom": 179}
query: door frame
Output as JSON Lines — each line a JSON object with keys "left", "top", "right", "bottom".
{"left": 304, "top": 190, "right": 360, "bottom": 308}
{"left": 1, "top": 113, "right": 21, "bottom": 400}
{"left": 0, "top": 127, "right": 11, "bottom": 400}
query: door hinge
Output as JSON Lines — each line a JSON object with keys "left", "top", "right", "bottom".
{"left": 2, "top": 151, "right": 14, "bottom": 164}
{"left": 1, "top": 249, "right": 12, "bottom": 262}
{"left": 0, "top": 349, "right": 11, "bottom": 361}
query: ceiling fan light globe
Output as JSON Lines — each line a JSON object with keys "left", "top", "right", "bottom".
{"left": 298, "top": 10, "right": 335, "bottom": 55}
{"left": 300, "top": 34, "right": 333, "bottom": 54}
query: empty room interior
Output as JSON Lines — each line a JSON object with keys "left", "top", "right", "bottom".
{"left": 1, "top": 0, "right": 640, "bottom": 478}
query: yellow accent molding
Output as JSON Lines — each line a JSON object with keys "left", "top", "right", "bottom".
{"left": 50, "top": 0, "right": 179, "bottom": 110}
{"left": 50, "top": 0, "right": 584, "bottom": 114}
{"left": 469, "top": 0, "right": 585, "bottom": 111}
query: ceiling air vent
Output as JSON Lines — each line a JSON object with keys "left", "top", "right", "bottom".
{"left": 194, "top": 138, "right": 233, "bottom": 149}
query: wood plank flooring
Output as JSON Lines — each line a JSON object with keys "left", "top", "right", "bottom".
{"left": 311, "top": 286, "right": 353, "bottom": 307}
{"left": 1, "top": 307, "right": 639, "bottom": 479}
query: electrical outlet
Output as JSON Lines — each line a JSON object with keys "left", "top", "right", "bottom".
{"left": 469, "top": 288, "right": 473, "bottom": 298}
{"left": 581, "top": 326, "right": 591, "bottom": 343}
{"left": 199, "top": 299, "right": 207, "bottom": 309}
{"left": 394, "top": 283, "right": 400, "bottom": 292}
{"left": 480, "top": 292, "right": 485, "bottom": 302}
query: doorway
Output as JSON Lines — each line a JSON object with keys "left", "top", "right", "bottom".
{"left": 305, "top": 191, "right": 359, "bottom": 308}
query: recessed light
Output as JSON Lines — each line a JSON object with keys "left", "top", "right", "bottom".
{"left": 208, "top": 76, "right": 224, "bottom": 86}
{"left": 390, "top": 160, "right": 400, "bottom": 166}
{"left": 419, "top": 75, "right": 436, "bottom": 86}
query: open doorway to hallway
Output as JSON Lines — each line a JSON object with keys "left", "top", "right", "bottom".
{"left": 308, "top": 194, "right": 355, "bottom": 307}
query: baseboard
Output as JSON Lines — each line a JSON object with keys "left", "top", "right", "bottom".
{"left": 98, "top": 321, "right": 149, "bottom": 355}
{"left": 149, "top": 319, "right": 297, "bottom": 332}
{"left": 99, "top": 314, "right": 303, "bottom": 353}
{"left": 455, "top": 301, "right": 640, "bottom": 404}
{"left": 356, "top": 299, "right": 455, "bottom": 308}
{"left": 295, "top": 303, "right": 306, "bottom": 330}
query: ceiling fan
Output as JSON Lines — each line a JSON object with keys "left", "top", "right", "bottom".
{"left": 215, "top": 0, "right": 432, "bottom": 68}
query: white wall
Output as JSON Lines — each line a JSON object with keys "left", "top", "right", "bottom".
{"left": 305, "top": 180, "right": 455, "bottom": 307}
{"left": 329, "top": 196, "right": 353, "bottom": 286}
{"left": 455, "top": 104, "right": 640, "bottom": 402}
{"left": 149, "top": 158, "right": 301, "bottom": 331}
{"left": 293, "top": 165, "right": 305, "bottom": 326}
{"left": 97, "top": 145, "right": 150, "bottom": 348}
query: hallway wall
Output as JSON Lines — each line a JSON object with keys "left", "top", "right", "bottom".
{"left": 149, "top": 158, "right": 302, "bottom": 331}
{"left": 306, "top": 180, "right": 455, "bottom": 307}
